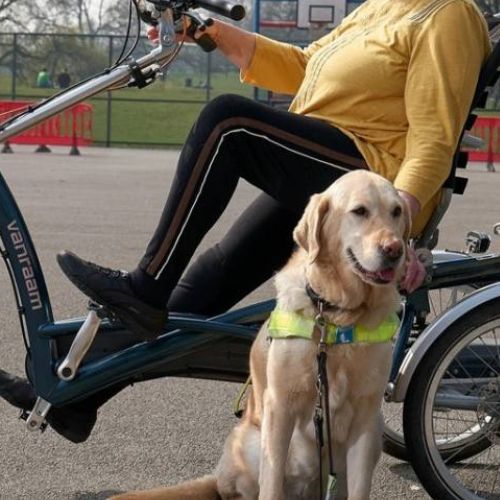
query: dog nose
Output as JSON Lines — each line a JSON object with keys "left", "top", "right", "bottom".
{"left": 380, "top": 240, "right": 403, "bottom": 261}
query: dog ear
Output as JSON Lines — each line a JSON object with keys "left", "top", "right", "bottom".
{"left": 293, "top": 194, "right": 330, "bottom": 262}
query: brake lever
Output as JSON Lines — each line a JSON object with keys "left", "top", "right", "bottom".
{"left": 151, "top": 7, "right": 179, "bottom": 56}
{"left": 137, "top": 0, "right": 160, "bottom": 25}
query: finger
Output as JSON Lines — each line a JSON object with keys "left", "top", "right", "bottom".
{"left": 146, "top": 25, "right": 159, "bottom": 41}
{"left": 193, "top": 23, "right": 217, "bottom": 40}
{"left": 402, "top": 260, "right": 426, "bottom": 293}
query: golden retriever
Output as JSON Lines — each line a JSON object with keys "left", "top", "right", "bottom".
{"left": 110, "top": 170, "right": 409, "bottom": 500}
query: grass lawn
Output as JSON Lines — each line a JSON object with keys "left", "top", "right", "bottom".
{"left": 0, "top": 71, "right": 256, "bottom": 147}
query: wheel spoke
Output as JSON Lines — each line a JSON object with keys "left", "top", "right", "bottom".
{"left": 404, "top": 308, "right": 500, "bottom": 500}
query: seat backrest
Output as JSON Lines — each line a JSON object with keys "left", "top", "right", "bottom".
{"left": 415, "top": 22, "right": 500, "bottom": 249}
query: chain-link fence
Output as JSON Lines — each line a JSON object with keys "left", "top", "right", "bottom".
{"left": 0, "top": 32, "right": 255, "bottom": 147}
{"left": 1, "top": 26, "right": 498, "bottom": 148}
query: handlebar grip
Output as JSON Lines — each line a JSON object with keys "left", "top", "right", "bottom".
{"left": 194, "top": 0, "right": 245, "bottom": 20}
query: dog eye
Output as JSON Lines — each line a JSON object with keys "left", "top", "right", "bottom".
{"left": 392, "top": 206, "right": 402, "bottom": 217}
{"left": 352, "top": 206, "right": 368, "bottom": 217}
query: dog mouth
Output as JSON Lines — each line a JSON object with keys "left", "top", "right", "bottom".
{"left": 347, "top": 248, "right": 397, "bottom": 285}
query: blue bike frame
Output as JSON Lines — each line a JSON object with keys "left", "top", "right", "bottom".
{"left": 2, "top": 162, "right": 500, "bottom": 412}
{"left": 0, "top": 169, "right": 273, "bottom": 407}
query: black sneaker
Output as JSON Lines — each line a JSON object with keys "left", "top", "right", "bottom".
{"left": 0, "top": 368, "right": 96, "bottom": 443}
{"left": 57, "top": 250, "right": 167, "bottom": 341}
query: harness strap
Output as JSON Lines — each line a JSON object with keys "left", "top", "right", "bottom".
{"left": 268, "top": 310, "right": 399, "bottom": 345}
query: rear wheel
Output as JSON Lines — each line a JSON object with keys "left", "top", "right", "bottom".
{"left": 403, "top": 300, "right": 500, "bottom": 499}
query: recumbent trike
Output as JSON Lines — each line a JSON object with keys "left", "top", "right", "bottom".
{"left": 0, "top": 1, "right": 499, "bottom": 499}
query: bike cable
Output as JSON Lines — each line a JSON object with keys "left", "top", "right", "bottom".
{"left": 112, "top": 0, "right": 142, "bottom": 68}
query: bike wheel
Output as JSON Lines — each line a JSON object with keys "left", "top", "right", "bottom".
{"left": 403, "top": 299, "right": 500, "bottom": 499}
{"left": 382, "top": 284, "right": 478, "bottom": 462}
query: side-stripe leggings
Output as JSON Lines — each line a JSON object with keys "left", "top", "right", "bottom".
{"left": 132, "top": 94, "right": 366, "bottom": 315}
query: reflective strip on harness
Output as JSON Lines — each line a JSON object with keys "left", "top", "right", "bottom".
{"left": 268, "top": 309, "right": 399, "bottom": 345}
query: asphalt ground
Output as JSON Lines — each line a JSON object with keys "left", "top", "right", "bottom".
{"left": 0, "top": 145, "right": 499, "bottom": 500}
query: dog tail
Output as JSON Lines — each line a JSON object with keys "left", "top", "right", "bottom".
{"left": 109, "top": 475, "right": 221, "bottom": 500}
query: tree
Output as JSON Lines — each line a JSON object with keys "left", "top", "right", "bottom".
{"left": 0, "top": 0, "right": 18, "bottom": 24}
{"left": 474, "top": 0, "right": 500, "bottom": 15}
{"left": 4, "top": 0, "right": 110, "bottom": 34}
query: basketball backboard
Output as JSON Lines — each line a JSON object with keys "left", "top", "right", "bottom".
{"left": 296, "top": 0, "right": 346, "bottom": 29}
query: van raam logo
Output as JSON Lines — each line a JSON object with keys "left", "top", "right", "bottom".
{"left": 7, "top": 219, "right": 42, "bottom": 311}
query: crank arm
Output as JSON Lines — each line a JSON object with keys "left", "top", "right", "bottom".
{"left": 57, "top": 303, "right": 104, "bottom": 381}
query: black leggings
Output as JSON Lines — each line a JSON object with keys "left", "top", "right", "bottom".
{"left": 131, "top": 94, "right": 366, "bottom": 315}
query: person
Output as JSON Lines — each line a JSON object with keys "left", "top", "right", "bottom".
{"left": 7, "top": 0, "right": 492, "bottom": 442}
{"left": 36, "top": 68, "right": 51, "bottom": 88}
{"left": 57, "top": 69, "right": 71, "bottom": 89}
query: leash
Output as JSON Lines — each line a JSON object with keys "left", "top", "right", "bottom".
{"left": 233, "top": 375, "right": 252, "bottom": 418}
{"left": 314, "top": 301, "right": 337, "bottom": 500}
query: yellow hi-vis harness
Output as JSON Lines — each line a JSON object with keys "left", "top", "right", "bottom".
{"left": 267, "top": 309, "right": 400, "bottom": 345}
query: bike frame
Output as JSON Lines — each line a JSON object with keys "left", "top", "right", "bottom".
{"left": 2, "top": 165, "right": 500, "bottom": 408}
{"left": 1, "top": 3, "right": 500, "bottom": 429}
{"left": 0, "top": 167, "right": 271, "bottom": 406}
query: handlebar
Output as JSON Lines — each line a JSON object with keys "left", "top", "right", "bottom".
{"left": 194, "top": 0, "right": 245, "bottom": 20}
{"left": 146, "top": 0, "right": 245, "bottom": 21}
{"left": 0, "top": 0, "right": 246, "bottom": 141}
{"left": 144, "top": 0, "right": 245, "bottom": 51}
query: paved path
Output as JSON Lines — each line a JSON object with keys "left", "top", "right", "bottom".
{"left": 0, "top": 146, "right": 498, "bottom": 499}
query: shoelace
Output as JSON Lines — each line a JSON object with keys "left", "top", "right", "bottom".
{"left": 88, "top": 261, "right": 125, "bottom": 280}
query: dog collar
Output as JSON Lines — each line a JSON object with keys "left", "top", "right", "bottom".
{"left": 305, "top": 283, "right": 356, "bottom": 313}
{"left": 268, "top": 309, "right": 400, "bottom": 345}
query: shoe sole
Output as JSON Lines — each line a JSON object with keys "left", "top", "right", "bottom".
{"left": 58, "top": 258, "right": 161, "bottom": 341}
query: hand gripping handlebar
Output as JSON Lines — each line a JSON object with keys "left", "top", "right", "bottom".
{"left": 145, "top": 0, "right": 245, "bottom": 52}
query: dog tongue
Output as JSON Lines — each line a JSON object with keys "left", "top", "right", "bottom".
{"left": 377, "top": 268, "right": 395, "bottom": 282}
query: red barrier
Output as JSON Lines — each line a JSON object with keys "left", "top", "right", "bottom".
{"left": 466, "top": 115, "right": 500, "bottom": 171}
{"left": 0, "top": 100, "right": 93, "bottom": 155}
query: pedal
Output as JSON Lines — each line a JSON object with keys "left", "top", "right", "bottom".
{"left": 20, "top": 409, "right": 48, "bottom": 432}
{"left": 466, "top": 231, "right": 491, "bottom": 254}
{"left": 25, "top": 397, "right": 51, "bottom": 432}
{"left": 57, "top": 302, "right": 104, "bottom": 381}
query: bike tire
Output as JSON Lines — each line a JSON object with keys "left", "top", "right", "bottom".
{"left": 403, "top": 299, "right": 500, "bottom": 500}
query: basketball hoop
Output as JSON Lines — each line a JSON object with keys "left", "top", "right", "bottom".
{"left": 296, "top": 0, "right": 346, "bottom": 31}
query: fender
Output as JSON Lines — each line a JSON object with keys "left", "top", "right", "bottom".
{"left": 391, "top": 281, "right": 500, "bottom": 402}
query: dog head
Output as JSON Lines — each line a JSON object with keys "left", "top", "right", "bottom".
{"left": 293, "top": 170, "right": 410, "bottom": 287}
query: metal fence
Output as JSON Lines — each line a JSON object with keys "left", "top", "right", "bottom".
{"left": 0, "top": 3, "right": 368, "bottom": 148}
{"left": 0, "top": 32, "right": 257, "bottom": 147}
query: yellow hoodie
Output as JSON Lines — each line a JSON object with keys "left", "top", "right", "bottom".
{"left": 241, "top": 0, "right": 491, "bottom": 235}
